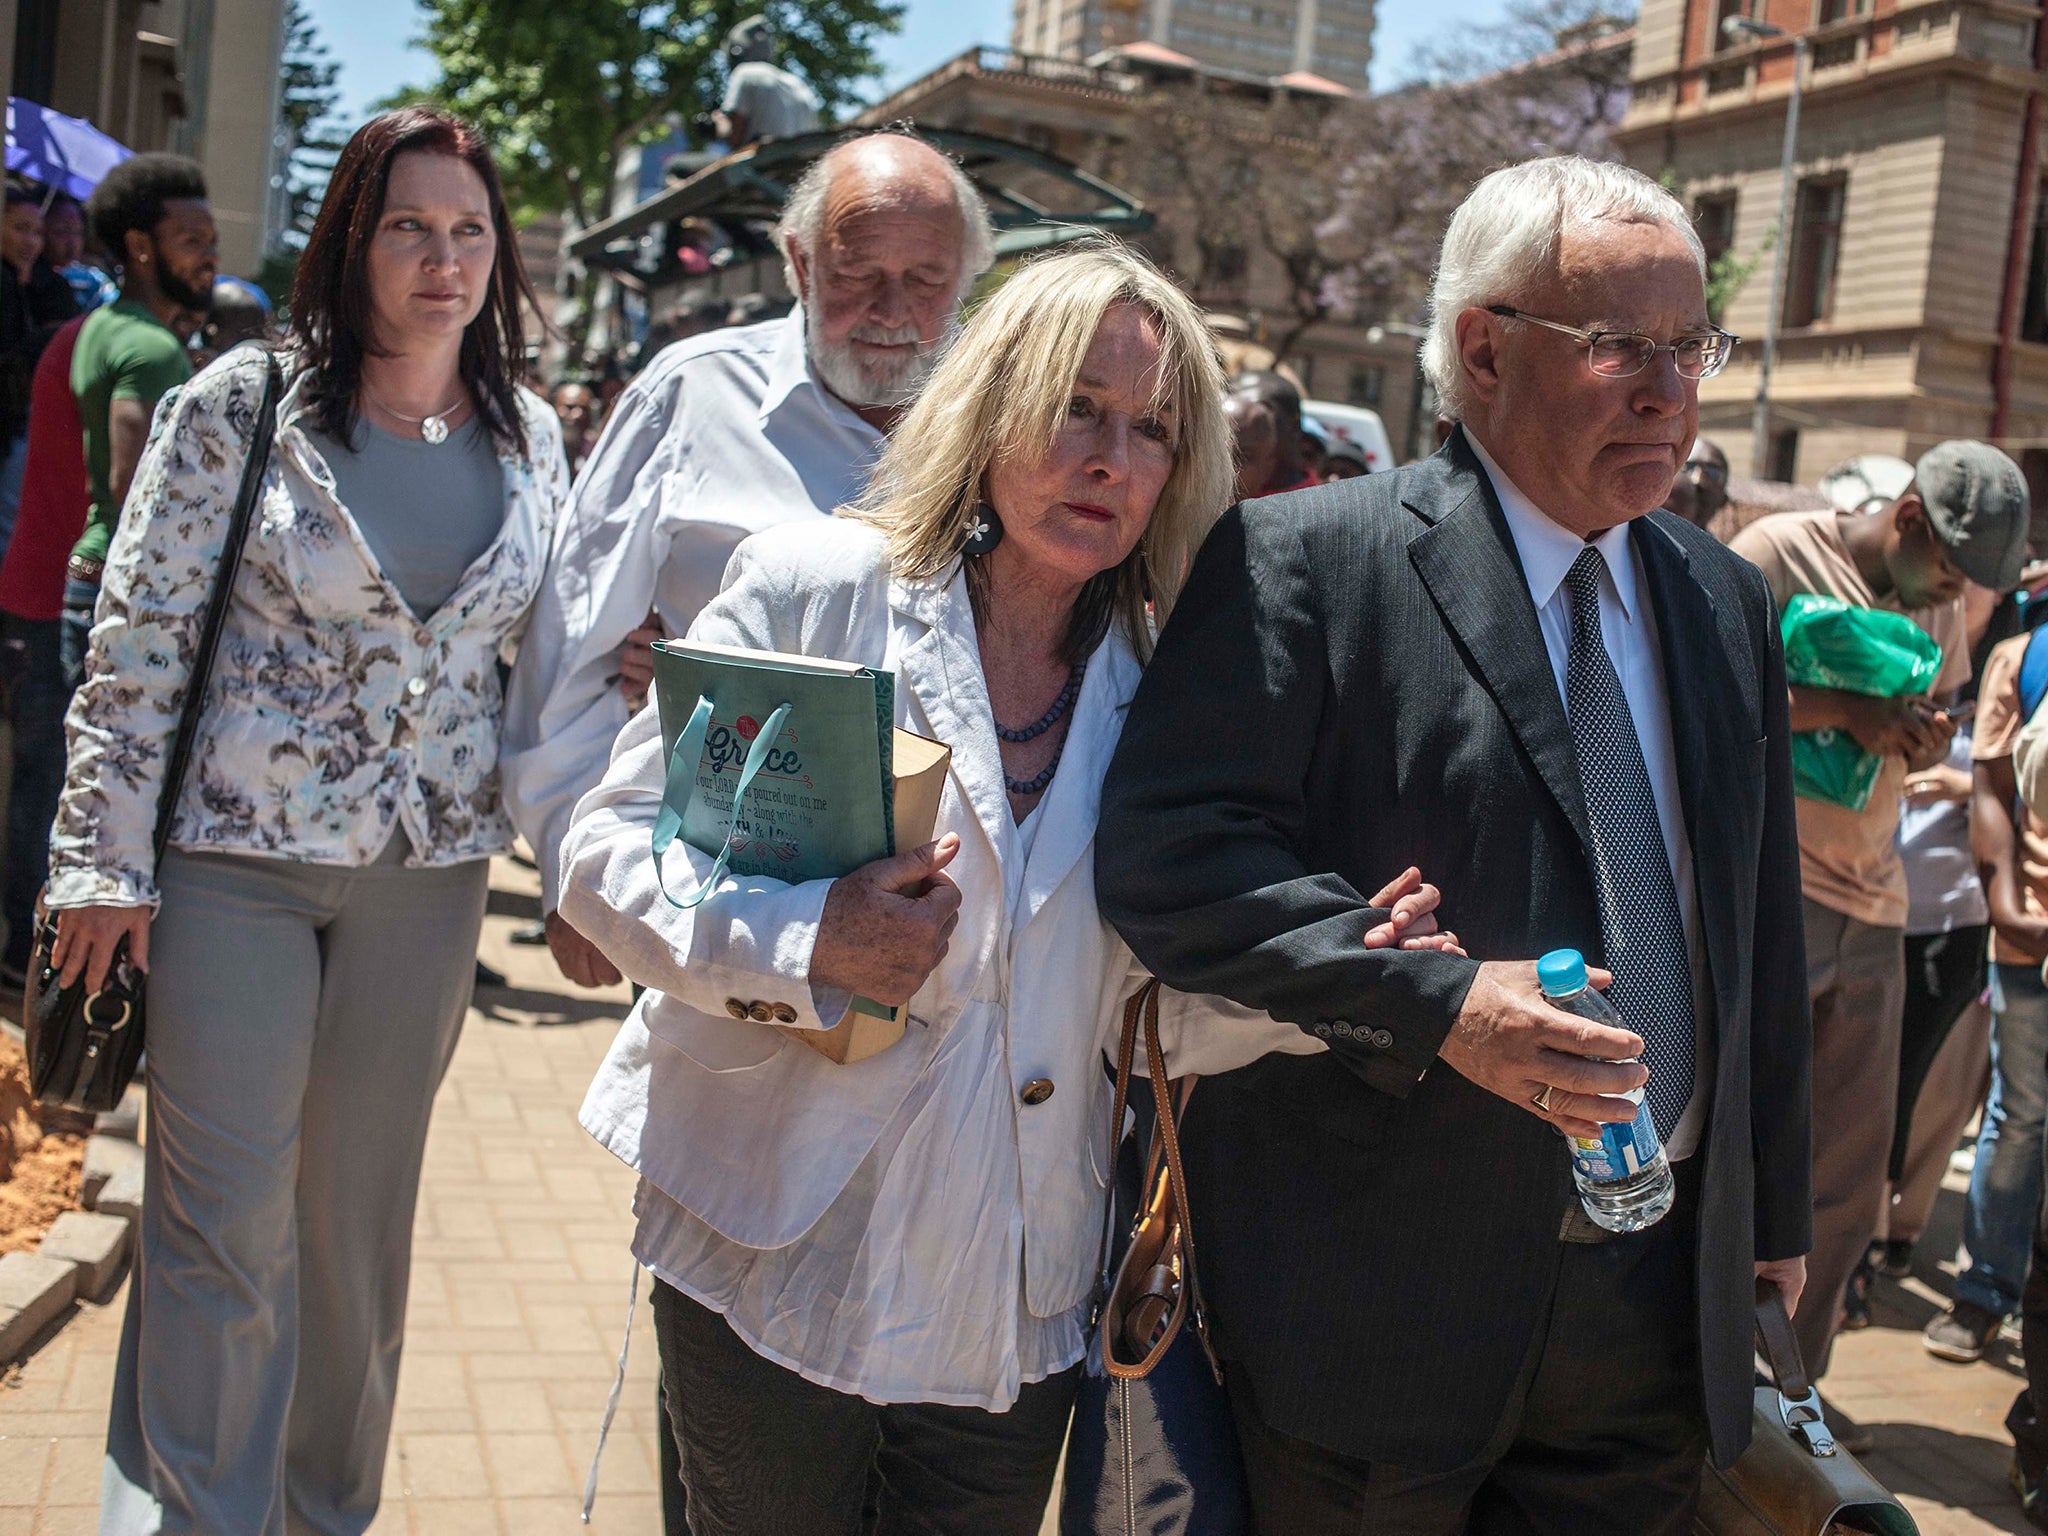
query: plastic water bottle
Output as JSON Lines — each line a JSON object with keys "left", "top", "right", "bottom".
{"left": 1537, "top": 948, "right": 1675, "bottom": 1233}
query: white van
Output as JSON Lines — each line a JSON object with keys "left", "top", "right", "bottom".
{"left": 1303, "top": 400, "right": 1398, "bottom": 474}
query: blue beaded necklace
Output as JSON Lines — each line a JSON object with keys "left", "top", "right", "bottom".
{"left": 997, "top": 660, "right": 1086, "bottom": 797}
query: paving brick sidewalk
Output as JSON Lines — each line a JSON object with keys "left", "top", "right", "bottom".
{"left": 1826, "top": 1189, "right": 2041, "bottom": 1536}
{"left": 1, "top": 857, "right": 665, "bottom": 1534}
{"left": 0, "top": 853, "right": 2038, "bottom": 1532}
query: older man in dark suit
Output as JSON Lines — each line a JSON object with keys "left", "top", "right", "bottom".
{"left": 1096, "top": 155, "right": 1813, "bottom": 1532}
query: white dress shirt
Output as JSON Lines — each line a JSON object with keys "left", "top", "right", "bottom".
{"left": 502, "top": 308, "right": 884, "bottom": 910}
{"left": 1468, "top": 435, "right": 1711, "bottom": 1159}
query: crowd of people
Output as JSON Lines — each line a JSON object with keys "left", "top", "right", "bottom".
{"left": 11, "top": 67, "right": 2048, "bottom": 1536}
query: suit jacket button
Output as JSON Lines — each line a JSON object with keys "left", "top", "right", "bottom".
{"left": 1020, "top": 1078, "right": 1055, "bottom": 1106}
{"left": 1371, "top": 1028, "right": 1395, "bottom": 1050}
{"left": 725, "top": 998, "right": 750, "bottom": 1020}
{"left": 1332, "top": 1021, "right": 1355, "bottom": 1039}
{"left": 747, "top": 1002, "right": 775, "bottom": 1024}
{"left": 770, "top": 1002, "right": 798, "bottom": 1024}
{"left": 1313, "top": 1022, "right": 1333, "bottom": 1038}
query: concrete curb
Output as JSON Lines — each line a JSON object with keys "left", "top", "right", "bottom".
{"left": 40, "top": 1211, "right": 131, "bottom": 1301}
{"left": 0, "top": 1117, "right": 146, "bottom": 1363}
{"left": 81, "top": 1134, "right": 144, "bottom": 1207}
{"left": 95, "top": 1084, "right": 144, "bottom": 1142}
{"left": 0, "top": 1251, "right": 77, "bottom": 1362}
{"left": 94, "top": 1160, "right": 143, "bottom": 1226}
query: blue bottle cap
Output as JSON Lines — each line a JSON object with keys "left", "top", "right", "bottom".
{"left": 1536, "top": 948, "right": 1588, "bottom": 997}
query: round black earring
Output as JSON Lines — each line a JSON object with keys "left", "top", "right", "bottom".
{"left": 962, "top": 501, "right": 1004, "bottom": 557}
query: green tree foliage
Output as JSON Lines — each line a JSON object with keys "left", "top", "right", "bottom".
{"left": 410, "top": 0, "right": 904, "bottom": 228}
{"left": 1705, "top": 230, "right": 1768, "bottom": 327}
{"left": 1656, "top": 171, "right": 1770, "bottom": 326}
{"left": 256, "top": 0, "right": 349, "bottom": 309}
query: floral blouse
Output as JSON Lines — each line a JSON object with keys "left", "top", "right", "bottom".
{"left": 48, "top": 348, "right": 569, "bottom": 909}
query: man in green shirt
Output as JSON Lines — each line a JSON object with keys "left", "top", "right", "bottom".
{"left": 62, "top": 153, "right": 215, "bottom": 687}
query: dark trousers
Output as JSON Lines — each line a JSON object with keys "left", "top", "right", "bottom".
{"left": 1891, "top": 926, "right": 1989, "bottom": 1181}
{"left": 2, "top": 613, "right": 67, "bottom": 971}
{"left": 657, "top": 1291, "right": 690, "bottom": 1535}
{"left": 1226, "top": 1162, "right": 1708, "bottom": 1535}
{"left": 650, "top": 1280, "right": 1077, "bottom": 1536}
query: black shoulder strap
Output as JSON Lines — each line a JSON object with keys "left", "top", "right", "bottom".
{"left": 150, "top": 349, "right": 283, "bottom": 868}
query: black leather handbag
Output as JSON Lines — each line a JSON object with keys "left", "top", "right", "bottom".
{"left": 25, "top": 350, "right": 282, "bottom": 1113}
{"left": 1061, "top": 979, "right": 1253, "bottom": 1536}
{"left": 1694, "top": 1281, "right": 1918, "bottom": 1535}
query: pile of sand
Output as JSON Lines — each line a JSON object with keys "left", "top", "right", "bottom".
{"left": 0, "top": 1032, "right": 84, "bottom": 1254}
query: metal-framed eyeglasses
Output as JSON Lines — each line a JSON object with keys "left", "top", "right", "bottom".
{"left": 1485, "top": 306, "right": 1739, "bottom": 381}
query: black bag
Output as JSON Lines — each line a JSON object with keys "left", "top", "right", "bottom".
{"left": 1693, "top": 1280, "right": 1917, "bottom": 1535}
{"left": 1061, "top": 979, "right": 1252, "bottom": 1536}
{"left": 25, "top": 350, "right": 282, "bottom": 1113}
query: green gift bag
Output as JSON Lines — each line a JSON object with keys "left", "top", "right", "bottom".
{"left": 1780, "top": 594, "right": 1943, "bottom": 812}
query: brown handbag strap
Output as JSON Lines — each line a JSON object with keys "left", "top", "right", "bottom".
{"left": 1753, "top": 1278, "right": 1815, "bottom": 1401}
{"left": 1091, "top": 979, "right": 1155, "bottom": 1305}
{"left": 1097, "top": 979, "right": 1223, "bottom": 1380}
{"left": 1135, "top": 981, "right": 1223, "bottom": 1379}
{"left": 1753, "top": 1276, "right": 1842, "bottom": 1458}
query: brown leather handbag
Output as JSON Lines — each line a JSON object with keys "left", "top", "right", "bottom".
{"left": 1694, "top": 1281, "right": 1917, "bottom": 1535}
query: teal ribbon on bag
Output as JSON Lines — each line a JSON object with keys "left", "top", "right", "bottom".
{"left": 652, "top": 697, "right": 793, "bottom": 908}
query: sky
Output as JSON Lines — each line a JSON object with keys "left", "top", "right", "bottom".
{"left": 303, "top": 0, "right": 1515, "bottom": 129}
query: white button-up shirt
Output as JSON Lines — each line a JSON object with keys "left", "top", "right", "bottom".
{"left": 502, "top": 308, "right": 884, "bottom": 909}
{"left": 1469, "top": 435, "right": 1710, "bottom": 1159}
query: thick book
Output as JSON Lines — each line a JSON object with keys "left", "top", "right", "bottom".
{"left": 650, "top": 639, "right": 951, "bottom": 1063}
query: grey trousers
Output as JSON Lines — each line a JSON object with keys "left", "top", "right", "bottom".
{"left": 100, "top": 841, "right": 490, "bottom": 1536}
{"left": 1794, "top": 896, "right": 1906, "bottom": 1380}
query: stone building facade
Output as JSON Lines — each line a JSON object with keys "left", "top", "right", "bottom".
{"left": 5, "top": 0, "right": 289, "bottom": 279}
{"left": 1011, "top": 0, "right": 1375, "bottom": 93}
{"left": 860, "top": 44, "right": 1423, "bottom": 446}
{"left": 1617, "top": 0, "right": 2048, "bottom": 498}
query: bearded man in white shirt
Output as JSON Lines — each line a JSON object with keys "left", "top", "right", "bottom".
{"left": 503, "top": 130, "right": 995, "bottom": 987}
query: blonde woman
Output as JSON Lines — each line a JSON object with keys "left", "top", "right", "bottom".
{"left": 561, "top": 243, "right": 1454, "bottom": 1535}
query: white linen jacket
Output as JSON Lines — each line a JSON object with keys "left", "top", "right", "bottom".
{"left": 569, "top": 520, "right": 1315, "bottom": 1341}
{"left": 48, "top": 349, "right": 568, "bottom": 909}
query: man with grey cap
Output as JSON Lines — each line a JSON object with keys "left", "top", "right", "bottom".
{"left": 713, "top": 16, "right": 820, "bottom": 150}
{"left": 1733, "top": 439, "right": 2030, "bottom": 1414}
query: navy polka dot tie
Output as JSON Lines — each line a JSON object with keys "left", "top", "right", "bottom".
{"left": 1563, "top": 547, "right": 1696, "bottom": 1137}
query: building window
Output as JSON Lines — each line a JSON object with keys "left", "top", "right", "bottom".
{"left": 1813, "top": 35, "right": 1860, "bottom": 69}
{"left": 1714, "top": 0, "right": 1750, "bottom": 50}
{"left": 2022, "top": 184, "right": 2048, "bottom": 345}
{"left": 1784, "top": 177, "right": 1847, "bottom": 329}
{"left": 1770, "top": 429, "right": 1801, "bottom": 483}
{"left": 1814, "top": 0, "right": 1865, "bottom": 24}
{"left": 1349, "top": 365, "right": 1385, "bottom": 407}
{"left": 1694, "top": 193, "right": 1738, "bottom": 266}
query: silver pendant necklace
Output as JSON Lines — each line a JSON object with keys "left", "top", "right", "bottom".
{"left": 365, "top": 383, "right": 466, "bottom": 445}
